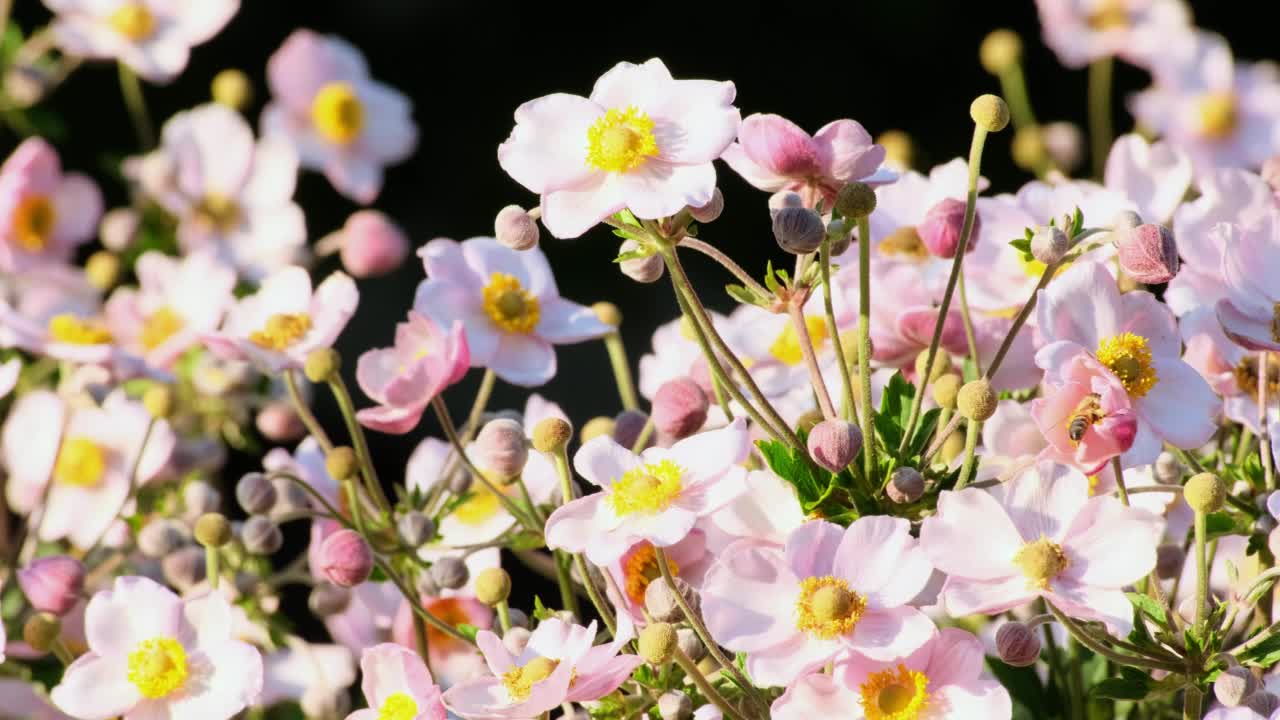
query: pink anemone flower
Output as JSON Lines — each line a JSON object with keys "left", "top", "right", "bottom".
{"left": 355, "top": 312, "right": 470, "bottom": 434}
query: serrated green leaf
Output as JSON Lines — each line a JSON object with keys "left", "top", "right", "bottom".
{"left": 532, "top": 595, "right": 557, "bottom": 621}
{"left": 1125, "top": 591, "right": 1168, "bottom": 628}
{"left": 756, "top": 438, "right": 826, "bottom": 510}
{"left": 616, "top": 209, "right": 641, "bottom": 227}
{"left": 1072, "top": 206, "right": 1084, "bottom": 236}
{"left": 1204, "top": 511, "right": 1245, "bottom": 541}
{"left": 613, "top": 247, "right": 649, "bottom": 263}
{"left": 725, "top": 284, "right": 764, "bottom": 308}
{"left": 1009, "top": 237, "right": 1032, "bottom": 254}
{"left": 1090, "top": 675, "right": 1152, "bottom": 701}
{"left": 907, "top": 408, "right": 942, "bottom": 459}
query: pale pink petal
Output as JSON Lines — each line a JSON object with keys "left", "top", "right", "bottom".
{"left": 170, "top": 0, "right": 239, "bottom": 44}
{"left": 1140, "top": 359, "right": 1221, "bottom": 447}
{"left": 51, "top": 653, "right": 140, "bottom": 719}
{"left": 266, "top": 30, "right": 368, "bottom": 112}
{"left": 784, "top": 519, "right": 844, "bottom": 579}
{"left": 357, "top": 81, "right": 417, "bottom": 163}
{"left": 487, "top": 332, "right": 555, "bottom": 387}
{"left": 923, "top": 627, "right": 986, "bottom": 688}
{"left": 564, "top": 655, "right": 644, "bottom": 701}
{"left": 720, "top": 143, "right": 789, "bottom": 192}
{"left": 50, "top": 173, "right": 103, "bottom": 248}
{"left": 535, "top": 297, "right": 612, "bottom": 344}
{"left": 746, "top": 633, "right": 840, "bottom": 688}
{"left": 1036, "top": 261, "right": 1120, "bottom": 349}
{"left": 647, "top": 79, "right": 738, "bottom": 165}
{"left": 497, "top": 93, "right": 601, "bottom": 194}
{"left": 1104, "top": 134, "right": 1193, "bottom": 223}
{"left": 990, "top": 462, "right": 1090, "bottom": 543}
{"left": 163, "top": 641, "right": 262, "bottom": 718}
{"left": 734, "top": 114, "right": 821, "bottom": 179}
{"left": 540, "top": 173, "right": 624, "bottom": 240}
{"left": 813, "top": 119, "right": 887, "bottom": 184}
{"left": 1061, "top": 496, "right": 1159, "bottom": 588}
{"left": 941, "top": 575, "right": 1039, "bottom": 617}
{"left": 616, "top": 160, "right": 716, "bottom": 221}
{"left": 85, "top": 576, "right": 182, "bottom": 657}
{"left": 770, "top": 673, "right": 863, "bottom": 720}
{"left": 1047, "top": 581, "right": 1136, "bottom": 635}
{"left": 931, "top": 678, "right": 1014, "bottom": 720}
{"left": 663, "top": 417, "right": 750, "bottom": 482}
{"left": 844, "top": 606, "right": 936, "bottom": 661}
{"left": 920, "top": 489, "right": 1023, "bottom": 579}
{"left": 701, "top": 542, "right": 797, "bottom": 653}
{"left": 573, "top": 435, "right": 641, "bottom": 488}
{"left": 589, "top": 58, "right": 674, "bottom": 111}
{"left": 833, "top": 516, "right": 933, "bottom": 609}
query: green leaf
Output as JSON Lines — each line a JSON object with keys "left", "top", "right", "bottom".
{"left": 507, "top": 531, "right": 546, "bottom": 551}
{"left": 756, "top": 438, "right": 827, "bottom": 511}
{"left": 986, "top": 660, "right": 1055, "bottom": 718}
{"left": 612, "top": 245, "right": 648, "bottom": 262}
{"left": 725, "top": 284, "right": 764, "bottom": 308}
{"left": 531, "top": 595, "right": 557, "bottom": 621}
{"left": 1125, "top": 592, "right": 1168, "bottom": 627}
{"left": 1071, "top": 206, "right": 1085, "bottom": 237}
{"left": 1090, "top": 675, "right": 1152, "bottom": 701}
{"left": 1009, "top": 237, "right": 1032, "bottom": 255}
{"left": 454, "top": 623, "right": 480, "bottom": 642}
{"left": 1238, "top": 628, "right": 1280, "bottom": 666}
{"left": 764, "top": 261, "right": 780, "bottom": 294}
{"left": 906, "top": 408, "right": 941, "bottom": 458}
{"left": 1203, "top": 511, "right": 1245, "bottom": 541}
{"left": 616, "top": 209, "right": 641, "bottom": 227}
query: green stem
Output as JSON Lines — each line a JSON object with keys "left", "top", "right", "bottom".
{"left": 604, "top": 331, "right": 639, "bottom": 411}
{"left": 51, "top": 638, "right": 75, "bottom": 667}
{"left": 1195, "top": 509, "right": 1210, "bottom": 631}
{"left": 955, "top": 418, "right": 982, "bottom": 490}
{"left": 412, "top": 613, "right": 432, "bottom": 668}
{"left": 430, "top": 397, "right": 540, "bottom": 533}
{"left": 1260, "top": 352, "right": 1275, "bottom": 491}
{"left": 787, "top": 300, "right": 836, "bottom": 420}
{"left": 820, "top": 234, "right": 857, "bottom": 424}
{"left": 1183, "top": 686, "right": 1203, "bottom": 720}
{"left": 205, "top": 545, "right": 220, "bottom": 590}
{"left": 999, "top": 62, "right": 1038, "bottom": 130}
{"left": 956, "top": 271, "right": 982, "bottom": 375}
{"left": 1110, "top": 456, "right": 1131, "bottom": 507}
{"left": 857, "top": 217, "right": 876, "bottom": 482}
{"left": 553, "top": 550, "right": 579, "bottom": 617}
{"left": 1046, "top": 602, "right": 1184, "bottom": 673}
{"left": 1088, "top": 57, "right": 1114, "bottom": 180}
{"left": 329, "top": 373, "right": 390, "bottom": 514}
{"left": 630, "top": 415, "right": 655, "bottom": 454}
{"left": 497, "top": 600, "right": 513, "bottom": 633}
{"left": 672, "top": 646, "right": 747, "bottom": 720}
{"left": 548, "top": 445, "right": 614, "bottom": 634}
{"left": 376, "top": 557, "right": 476, "bottom": 645}
{"left": 284, "top": 370, "right": 334, "bottom": 453}
{"left": 117, "top": 63, "right": 155, "bottom": 149}
{"left": 462, "top": 369, "right": 496, "bottom": 442}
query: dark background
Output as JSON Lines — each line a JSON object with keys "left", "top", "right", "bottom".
{"left": 4, "top": 0, "right": 1274, "bottom": 623}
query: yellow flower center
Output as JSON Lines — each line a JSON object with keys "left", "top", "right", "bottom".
{"left": 195, "top": 193, "right": 241, "bottom": 232}
{"left": 1087, "top": 474, "right": 1100, "bottom": 496}
{"left": 501, "top": 656, "right": 560, "bottom": 701}
{"left": 452, "top": 481, "right": 516, "bottom": 525}
{"left": 110, "top": 3, "right": 155, "bottom": 41}
{"left": 1087, "top": 0, "right": 1129, "bottom": 30}
{"left": 586, "top": 106, "right": 660, "bottom": 173}
{"left": 249, "top": 313, "right": 312, "bottom": 351}
{"left": 622, "top": 543, "right": 680, "bottom": 605}
{"left": 1096, "top": 332, "right": 1158, "bottom": 398}
{"left": 140, "top": 307, "right": 185, "bottom": 351}
{"left": 481, "top": 272, "right": 540, "bottom": 334}
{"left": 1197, "top": 92, "right": 1238, "bottom": 140}
{"left": 10, "top": 195, "right": 56, "bottom": 252}
{"left": 377, "top": 692, "right": 418, "bottom": 720}
{"left": 860, "top": 664, "right": 931, "bottom": 720}
{"left": 794, "top": 576, "right": 867, "bottom": 640}
{"left": 127, "top": 637, "right": 188, "bottom": 699}
{"left": 769, "top": 315, "right": 828, "bottom": 366}
{"left": 1234, "top": 353, "right": 1280, "bottom": 398}
{"left": 879, "top": 226, "right": 929, "bottom": 261}
{"left": 47, "top": 314, "right": 113, "bottom": 345}
{"left": 607, "top": 459, "right": 684, "bottom": 516}
{"left": 311, "top": 82, "right": 365, "bottom": 145}
{"left": 1012, "top": 536, "right": 1070, "bottom": 589}
{"left": 54, "top": 437, "right": 108, "bottom": 488}
{"left": 1273, "top": 303, "right": 1280, "bottom": 344}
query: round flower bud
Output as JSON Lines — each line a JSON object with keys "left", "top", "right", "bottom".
{"left": 162, "top": 545, "right": 207, "bottom": 591}
{"left": 653, "top": 377, "right": 709, "bottom": 440}
{"left": 309, "top": 582, "right": 352, "bottom": 617}
{"left": 429, "top": 556, "right": 470, "bottom": 590}
{"left": 475, "top": 418, "right": 528, "bottom": 482}
{"left": 618, "top": 239, "right": 665, "bottom": 283}
{"left": 645, "top": 576, "right": 698, "bottom": 624}
{"left": 242, "top": 516, "right": 283, "bottom": 556}
{"left": 1247, "top": 691, "right": 1280, "bottom": 717}
{"left": 99, "top": 207, "right": 140, "bottom": 251}
{"left": 932, "top": 374, "right": 963, "bottom": 410}
{"left": 339, "top": 210, "right": 410, "bottom": 278}
{"left": 23, "top": 612, "right": 62, "bottom": 653}
{"left": 1042, "top": 122, "right": 1085, "bottom": 174}
{"left": 591, "top": 301, "right": 622, "bottom": 328}
{"left": 773, "top": 206, "right": 826, "bottom": 254}
{"left": 613, "top": 410, "right": 651, "bottom": 450}
{"left": 979, "top": 29, "right": 1022, "bottom": 74}
{"left": 827, "top": 218, "right": 854, "bottom": 257}
{"left": 138, "top": 519, "right": 187, "bottom": 558}
{"left": 915, "top": 349, "right": 953, "bottom": 384}
{"left": 918, "top": 198, "right": 978, "bottom": 258}
{"left": 807, "top": 419, "right": 863, "bottom": 474}
{"left": 1269, "top": 526, "right": 1280, "bottom": 560}
{"left": 503, "top": 626, "right": 532, "bottom": 655}
{"left": 1257, "top": 515, "right": 1278, "bottom": 535}
{"left": 1031, "top": 225, "right": 1070, "bottom": 265}
{"left": 957, "top": 379, "right": 997, "bottom": 421}
{"left": 85, "top": 251, "right": 121, "bottom": 291}
{"left": 689, "top": 188, "right": 724, "bottom": 224}
{"left": 580, "top": 416, "right": 616, "bottom": 445}
{"left": 940, "top": 431, "right": 966, "bottom": 464}
{"left": 236, "top": 472, "right": 277, "bottom": 515}
{"left": 795, "top": 409, "right": 825, "bottom": 435}
{"left": 1117, "top": 223, "right": 1178, "bottom": 285}
{"left": 1155, "top": 544, "right": 1185, "bottom": 580}
{"left": 18, "top": 556, "right": 85, "bottom": 616}
{"left": 4, "top": 62, "right": 54, "bottom": 108}
{"left": 835, "top": 182, "right": 877, "bottom": 220}
{"left": 326, "top": 447, "right": 360, "bottom": 482}
{"left": 532, "top": 417, "right": 573, "bottom": 454}
{"left": 475, "top": 567, "right": 512, "bottom": 606}
{"left": 677, "top": 627, "right": 705, "bottom": 663}
{"left": 319, "top": 529, "right": 374, "bottom": 587}
{"left": 658, "top": 691, "right": 693, "bottom": 720}
{"left": 305, "top": 348, "right": 342, "bottom": 384}
{"left": 398, "top": 511, "right": 436, "bottom": 547}
{"left": 1214, "top": 666, "right": 1259, "bottom": 707}
{"left": 415, "top": 570, "right": 441, "bottom": 598}
{"left": 1154, "top": 451, "right": 1182, "bottom": 484}
{"left": 639, "top": 622, "right": 678, "bottom": 666}
{"left": 1011, "top": 126, "right": 1047, "bottom": 172}
{"left": 272, "top": 477, "right": 310, "bottom": 517}
{"left": 995, "top": 622, "right": 1041, "bottom": 667}
{"left": 183, "top": 480, "right": 221, "bottom": 517}
{"left": 495, "top": 205, "right": 540, "bottom": 251}
{"left": 887, "top": 467, "right": 925, "bottom": 504}
{"left": 447, "top": 472, "right": 473, "bottom": 496}
{"left": 194, "top": 512, "right": 232, "bottom": 548}
{"left": 769, "top": 190, "right": 805, "bottom": 218}
{"left": 877, "top": 131, "right": 914, "bottom": 171}
{"left": 1184, "top": 472, "right": 1226, "bottom": 514}
{"left": 970, "top": 94, "right": 1011, "bottom": 132}
{"left": 211, "top": 68, "right": 253, "bottom": 110}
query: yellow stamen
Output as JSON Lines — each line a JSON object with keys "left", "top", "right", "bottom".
{"left": 1096, "top": 332, "right": 1158, "bottom": 398}
{"left": 586, "top": 106, "right": 660, "bottom": 173}
{"left": 140, "top": 307, "right": 185, "bottom": 351}
{"left": 127, "top": 637, "right": 188, "bottom": 699}
{"left": 1234, "top": 353, "right": 1280, "bottom": 398}
{"left": 110, "top": 3, "right": 155, "bottom": 41}
{"left": 377, "top": 692, "right": 418, "bottom": 720}
{"left": 606, "top": 459, "right": 684, "bottom": 516}
{"left": 311, "top": 82, "right": 365, "bottom": 144}
{"left": 622, "top": 543, "right": 680, "bottom": 606}
{"left": 481, "top": 272, "right": 540, "bottom": 334}
{"left": 47, "top": 314, "right": 112, "bottom": 345}
{"left": 1087, "top": 0, "right": 1128, "bottom": 30}
{"left": 452, "top": 482, "right": 514, "bottom": 525}
{"left": 860, "top": 664, "right": 931, "bottom": 720}
{"left": 1012, "top": 535, "right": 1070, "bottom": 590}
{"left": 1197, "top": 92, "right": 1238, "bottom": 140}
{"left": 769, "top": 315, "right": 828, "bottom": 366}
{"left": 501, "top": 656, "right": 559, "bottom": 701}
{"left": 794, "top": 575, "right": 867, "bottom": 640}
{"left": 10, "top": 195, "right": 56, "bottom": 252}
{"left": 249, "top": 313, "right": 312, "bottom": 351}
{"left": 879, "top": 226, "right": 929, "bottom": 261}
{"left": 195, "top": 193, "right": 241, "bottom": 232}
{"left": 54, "top": 437, "right": 108, "bottom": 488}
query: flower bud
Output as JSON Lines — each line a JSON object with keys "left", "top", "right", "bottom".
{"left": 918, "top": 198, "right": 977, "bottom": 258}
{"left": 915, "top": 349, "right": 953, "bottom": 383}
{"left": 141, "top": 383, "right": 174, "bottom": 418}
{"left": 807, "top": 419, "right": 863, "bottom": 474}
{"left": 326, "top": 447, "right": 359, "bottom": 482}
{"left": 676, "top": 627, "right": 704, "bottom": 663}
{"left": 995, "top": 621, "right": 1041, "bottom": 667}
{"left": 1214, "top": 666, "right": 1259, "bottom": 707}
{"left": 85, "top": 251, "right": 121, "bottom": 291}
{"left": 236, "top": 472, "right": 277, "bottom": 515}
{"left": 773, "top": 206, "right": 826, "bottom": 254}
{"left": 877, "top": 130, "right": 914, "bottom": 170}
{"left": 957, "top": 379, "right": 997, "bottom": 421}
{"left": 653, "top": 378, "right": 709, "bottom": 440}
{"left": 338, "top": 210, "right": 409, "bottom": 278}
{"left": 769, "top": 190, "right": 805, "bottom": 217}
{"left": 592, "top": 301, "right": 622, "bottom": 328}
{"left": 184, "top": 480, "right": 222, "bottom": 517}
{"left": 507, "top": 607, "right": 529, "bottom": 629}
{"left": 1247, "top": 691, "right": 1280, "bottom": 717}
{"left": 980, "top": 29, "right": 1022, "bottom": 73}
{"left": 305, "top": 348, "right": 341, "bottom": 384}
{"left": 1155, "top": 545, "right": 1185, "bottom": 580}
{"left": 429, "top": 556, "right": 469, "bottom": 590}
{"left": 194, "top": 512, "right": 232, "bottom": 548}
{"left": 398, "top": 511, "right": 436, "bottom": 547}
{"left": 319, "top": 529, "right": 374, "bottom": 587}
{"left": 613, "top": 410, "right": 651, "bottom": 450}
{"left": 4, "top": 62, "right": 55, "bottom": 108}
{"left": 1031, "top": 225, "right": 1070, "bottom": 265}
{"left": 99, "top": 207, "right": 140, "bottom": 251}
{"left": 1184, "top": 472, "right": 1226, "bottom": 514}
{"left": 309, "top": 582, "right": 352, "bottom": 617}
{"left": 835, "top": 182, "right": 877, "bottom": 220}
{"left": 272, "top": 477, "right": 310, "bottom": 517}
{"left": 475, "top": 418, "right": 529, "bottom": 482}
{"left": 940, "top": 431, "right": 966, "bottom": 464}
{"left": 658, "top": 691, "right": 693, "bottom": 720}
{"left": 1012, "top": 126, "right": 1047, "bottom": 172}
{"left": 495, "top": 205, "right": 540, "bottom": 251}
{"left": 645, "top": 576, "right": 698, "bottom": 624}
{"left": 1116, "top": 223, "right": 1178, "bottom": 285}
{"left": 532, "top": 417, "right": 572, "bottom": 454}
{"left": 689, "top": 188, "right": 724, "bottom": 223}
{"left": 503, "top": 626, "right": 532, "bottom": 655}
{"left": 970, "top": 94, "right": 1011, "bottom": 132}
{"left": 827, "top": 218, "right": 853, "bottom": 257}
{"left": 18, "top": 556, "right": 85, "bottom": 616}
{"left": 138, "top": 519, "right": 187, "bottom": 558}
{"left": 887, "top": 467, "right": 925, "bottom": 504}
{"left": 211, "top": 68, "right": 253, "bottom": 110}
{"left": 242, "top": 516, "right": 283, "bottom": 555}
{"left": 475, "top": 567, "right": 512, "bottom": 606}
{"left": 639, "top": 622, "right": 678, "bottom": 665}
{"left": 23, "top": 612, "right": 62, "bottom": 653}
{"left": 252, "top": 404, "right": 301, "bottom": 446}
{"left": 580, "top": 416, "right": 615, "bottom": 444}
{"left": 1042, "top": 122, "right": 1085, "bottom": 174}
{"left": 932, "top": 374, "right": 962, "bottom": 410}
{"left": 415, "top": 570, "right": 441, "bottom": 598}
{"left": 1269, "top": 526, "right": 1280, "bottom": 560}
{"left": 1154, "top": 451, "right": 1182, "bottom": 484}
{"left": 618, "top": 239, "right": 664, "bottom": 283}
{"left": 162, "top": 545, "right": 207, "bottom": 591}
{"left": 1257, "top": 515, "right": 1278, "bottom": 535}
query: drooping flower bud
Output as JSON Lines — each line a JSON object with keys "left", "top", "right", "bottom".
{"left": 970, "top": 94, "right": 1011, "bottom": 132}
{"left": 639, "top": 622, "right": 678, "bottom": 666}
{"left": 658, "top": 691, "right": 694, "bottom": 720}
{"left": 236, "top": 472, "right": 277, "bottom": 515}
{"left": 495, "top": 205, "right": 541, "bottom": 251}
{"left": 338, "top": 210, "right": 409, "bottom": 278}
{"left": 932, "top": 374, "right": 962, "bottom": 410}
{"left": 1042, "top": 122, "right": 1085, "bottom": 174}
{"left": 162, "top": 546, "right": 207, "bottom": 591}
{"left": 918, "top": 198, "right": 977, "bottom": 258}
{"left": 429, "top": 556, "right": 469, "bottom": 590}
{"left": 318, "top": 529, "right": 374, "bottom": 588}
{"left": 398, "top": 511, "right": 436, "bottom": 547}
{"left": 653, "top": 378, "right": 709, "bottom": 440}
{"left": 475, "top": 567, "right": 513, "bottom": 606}
{"left": 1116, "top": 223, "right": 1178, "bottom": 285}
{"left": 18, "top": 556, "right": 85, "bottom": 616}
{"left": 1154, "top": 451, "right": 1182, "bottom": 484}
{"left": 211, "top": 68, "right": 253, "bottom": 110}
{"left": 1031, "top": 225, "right": 1070, "bottom": 265}
{"left": 773, "top": 206, "right": 826, "bottom": 254}
{"left": 957, "top": 379, "right": 997, "bottom": 421}
{"left": 1155, "top": 545, "right": 1185, "bottom": 580}
{"left": 689, "top": 188, "right": 724, "bottom": 224}
{"left": 1247, "top": 691, "right": 1280, "bottom": 717}
{"left": 305, "top": 347, "right": 341, "bottom": 384}
{"left": 475, "top": 418, "right": 529, "bottom": 482}
{"left": 613, "top": 410, "right": 651, "bottom": 450}
{"left": 645, "top": 576, "right": 698, "bottom": 623}
{"left": 979, "top": 29, "right": 1022, "bottom": 75}
{"left": 807, "top": 419, "right": 863, "bottom": 473}
{"left": 887, "top": 467, "right": 925, "bottom": 504}
{"left": 769, "top": 191, "right": 805, "bottom": 216}
{"left": 138, "top": 519, "right": 187, "bottom": 558}
{"left": 995, "top": 621, "right": 1041, "bottom": 667}
{"left": 618, "top": 239, "right": 664, "bottom": 283}
{"left": 1184, "top": 472, "right": 1226, "bottom": 514}
{"left": 242, "top": 516, "right": 284, "bottom": 555}
{"left": 1214, "top": 666, "right": 1259, "bottom": 707}
{"left": 309, "top": 582, "right": 352, "bottom": 617}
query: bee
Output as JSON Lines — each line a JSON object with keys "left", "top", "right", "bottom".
{"left": 1065, "top": 393, "right": 1106, "bottom": 444}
